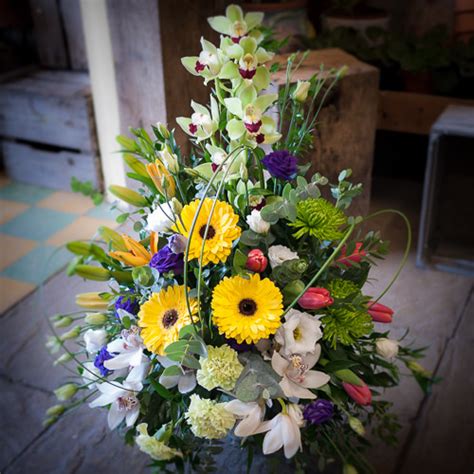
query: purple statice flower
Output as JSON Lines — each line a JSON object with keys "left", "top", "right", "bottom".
{"left": 94, "top": 346, "right": 113, "bottom": 377}
{"left": 168, "top": 234, "right": 188, "bottom": 254}
{"left": 303, "top": 399, "right": 334, "bottom": 425}
{"left": 114, "top": 295, "right": 139, "bottom": 319}
{"left": 261, "top": 150, "right": 298, "bottom": 180}
{"left": 150, "top": 245, "right": 184, "bottom": 275}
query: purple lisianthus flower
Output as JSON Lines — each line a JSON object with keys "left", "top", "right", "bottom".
{"left": 114, "top": 295, "right": 139, "bottom": 319}
{"left": 261, "top": 150, "right": 298, "bottom": 180}
{"left": 226, "top": 338, "right": 253, "bottom": 353}
{"left": 303, "top": 399, "right": 334, "bottom": 425}
{"left": 168, "top": 234, "right": 188, "bottom": 254}
{"left": 150, "top": 245, "right": 184, "bottom": 275}
{"left": 94, "top": 346, "right": 113, "bottom": 377}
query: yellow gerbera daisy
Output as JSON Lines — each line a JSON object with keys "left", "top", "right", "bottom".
{"left": 211, "top": 274, "right": 284, "bottom": 344}
{"left": 172, "top": 198, "right": 241, "bottom": 266}
{"left": 138, "top": 285, "right": 198, "bottom": 355}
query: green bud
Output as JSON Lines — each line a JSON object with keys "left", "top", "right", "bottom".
{"left": 54, "top": 353, "right": 73, "bottom": 365}
{"left": 156, "top": 122, "right": 170, "bottom": 139}
{"left": 334, "top": 369, "right": 363, "bottom": 386}
{"left": 60, "top": 326, "right": 81, "bottom": 341}
{"left": 272, "top": 259, "right": 308, "bottom": 286}
{"left": 109, "top": 185, "right": 148, "bottom": 207}
{"left": 46, "top": 336, "right": 62, "bottom": 354}
{"left": 292, "top": 80, "right": 311, "bottom": 102}
{"left": 407, "top": 361, "right": 431, "bottom": 378}
{"left": 75, "top": 264, "right": 111, "bottom": 281}
{"left": 348, "top": 416, "right": 365, "bottom": 436}
{"left": 343, "top": 464, "right": 358, "bottom": 474}
{"left": 53, "top": 316, "right": 74, "bottom": 328}
{"left": 66, "top": 241, "right": 92, "bottom": 256}
{"left": 84, "top": 312, "right": 108, "bottom": 325}
{"left": 43, "top": 417, "right": 59, "bottom": 427}
{"left": 132, "top": 265, "right": 155, "bottom": 287}
{"left": 123, "top": 154, "right": 148, "bottom": 177}
{"left": 98, "top": 226, "right": 127, "bottom": 251}
{"left": 46, "top": 404, "right": 66, "bottom": 417}
{"left": 54, "top": 383, "right": 78, "bottom": 401}
{"left": 282, "top": 279, "right": 305, "bottom": 306}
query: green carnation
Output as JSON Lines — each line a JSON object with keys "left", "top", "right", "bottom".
{"left": 185, "top": 395, "right": 235, "bottom": 439}
{"left": 326, "top": 279, "right": 360, "bottom": 300}
{"left": 135, "top": 423, "right": 182, "bottom": 461}
{"left": 322, "top": 307, "right": 373, "bottom": 348}
{"left": 197, "top": 345, "right": 243, "bottom": 391}
{"left": 290, "top": 198, "right": 347, "bottom": 240}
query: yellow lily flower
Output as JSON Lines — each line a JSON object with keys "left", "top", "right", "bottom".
{"left": 110, "top": 232, "right": 159, "bottom": 267}
{"left": 146, "top": 160, "right": 176, "bottom": 198}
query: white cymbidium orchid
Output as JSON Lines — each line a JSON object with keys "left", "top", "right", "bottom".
{"left": 272, "top": 346, "right": 330, "bottom": 400}
{"left": 225, "top": 92, "right": 281, "bottom": 147}
{"left": 89, "top": 379, "right": 142, "bottom": 430}
{"left": 225, "top": 399, "right": 265, "bottom": 437}
{"left": 176, "top": 98, "right": 219, "bottom": 142}
{"left": 157, "top": 356, "right": 197, "bottom": 394}
{"left": 104, "top": 326, "right": 150, "bottom": 384}
{"left": 255, "top": 403, "right": 304, "bottom": 459}
{"left": 275, "top": 309, "right": 323, "bottom": 356}
{"left": 208, "top": 4, "right": 263, "bottom": 44}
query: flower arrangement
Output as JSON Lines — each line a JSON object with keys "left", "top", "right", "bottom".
{"left": 46, "top": 5, "right": 435, "bottom": 473}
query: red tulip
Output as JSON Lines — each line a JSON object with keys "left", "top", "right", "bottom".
{"left": 367, "top": 302, "right": 394, "bottom": 323}
{"left": 337, "top": 242, "right": 366, "bottom": 266}
{"left": 245, "top": 249, "right": 268, "bottom": 273}
{"left": 342, "top": 381, "right": 372, "bottom": 406}
{"left": 298, "top": 287, "right": 334, "bottom": 310}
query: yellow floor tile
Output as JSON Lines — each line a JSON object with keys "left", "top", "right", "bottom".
{"left": 46, "top": 216, "right": 117, "bottom": 247}
{"left": 37, "top": 191, "right": 95, "bottom": 214}
{"left": 0, "top": 276, "right": 35, "bottom": 314}
{"left": 0, "top": 199, "right": 29, "bottom": 225}
{"left": 0, "top": 234, "right": 38, "bottom": 271}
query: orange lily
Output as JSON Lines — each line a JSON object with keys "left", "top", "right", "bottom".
{"left": 110, "top": 232, "right": 158, "bottom": 267}
{"left": 146, "top": 160, "right": 176, "bottom": 197}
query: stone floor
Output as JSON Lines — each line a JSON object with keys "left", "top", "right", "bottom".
{"left": 0, "top": 178, "right": 472, "bottom": 474}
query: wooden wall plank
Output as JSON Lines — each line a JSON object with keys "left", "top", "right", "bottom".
{"left": 29, "top": 0, "right": 68, "bottom": 68}
{"left": 2, "top": 141, "right": 100, "bottom": 190}
{"left": 59, "top": 0, "right": 88, "bottom": 70}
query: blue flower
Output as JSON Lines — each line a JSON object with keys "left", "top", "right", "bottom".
{"left": 261, "top": 150, "right": 298, "bottom": 180}
{"left": 94, "top": 346, "right": 113, "bottom": 377}
{"left": 303, "top": 399, "right": 334, "bottom": 425}
{"left": 114, "top": 295, "right": 139, "bottom": 319}
{"left": 149, "top": 245, "right": 184, "bottom": 275}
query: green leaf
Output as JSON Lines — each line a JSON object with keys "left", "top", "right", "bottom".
{"left": 149, "top": 379, "right": 173, "bottom": 399}
{"left": 116, "top": 213, "right": 129, "bottom": 224}
{"left": 233, "top": 248, "right": 248, "bottom": 273}
{"left": 162, "top": 365, "right": 182, "bottom": 377}
{"left": 324, "top": 360, "right": 359, "bottom": 373}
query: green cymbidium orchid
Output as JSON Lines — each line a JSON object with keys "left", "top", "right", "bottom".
{"left": 176, "top": 98, "right": 219, "bottom": 143}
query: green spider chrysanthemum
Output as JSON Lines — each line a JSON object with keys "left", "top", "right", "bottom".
{"left": 290, "top": 198, "right": 346, "bottom": 240}
{"left": 326, "top": 279, "right": 361, "bottom": 300}
{"left": 321, "top": 307, "right": 373, "bottom": 348}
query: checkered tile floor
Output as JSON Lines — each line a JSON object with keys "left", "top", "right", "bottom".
{"left": 0, "top": 177, "right": 118, "bottom": 313}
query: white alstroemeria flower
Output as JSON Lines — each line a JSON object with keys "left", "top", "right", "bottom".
{"left": 268, "top": 245, "right": 299, "bottom": 269}
{"left": 176, "top": 99, "right": 218, "bottom": 142}
{"left": 272, "top": 346, "right": 330, "bottom": 400}
{"left": 246, "top": 209, "right": 270, "bottom": 234}
{"left": 375, "top": 338, "right": 399, "bottom": 359}
{"left": 157, "top": 356, "right": 196, "bottom": 394}
{"left": 225, "top": 93, "right": 281, "bottom": 147}
{"left": 255, "top": 404, "right": 304, "bottom": 459}
{"left": 275, "top": 309, "right": 323, "bottom": 356}
{"left": 225, "top": 399, "right": 265, "bottom": 437}
{"left": 83, "top": 328, "right": 107, "bottom": 354}
{"left": 104, "top": 327, "right": 150, "bottom": 384}
{"left": 208, "top": 4, "right": 263, "bottom": 43}
{"left": 146, "top": 201, "right": 176, "bottom": 233}
{"left": 89, "top": 379, "right": 142, "bottom": 430}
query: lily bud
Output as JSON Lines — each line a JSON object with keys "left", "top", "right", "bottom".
{"left": 98, "top": 226, "right": 127, "bottom": 252}
{"left": 407, "top": 361, "right": 432, "bottom": 378}
{"left": 368, "top": 302, "right": 394, "bottom": 323}
{"left": 292, "top": 80, "right": 311, "bottom": 102}
{"left": 298, "top": 287, "right": 334, "bottom": 310}
{"left": 109, "top": 185, "right": 148, "bottom": 207}
{"left": 146, "top": 160, "right": 176, "bottom": 197}
{"left": 76, "top": 292, "right": 110, "bottom": 310}
{"left": 60, "top": 326, "right": 81, "bottom": 341}
{"left": 348, "top": 416, "right": 365, "bottom": 436}
{"left": 123, "top": 154, "right": 149, "bottom": 177}
{"left": 245, "top": 249, "right": 268, "bottom": 273}
{"left": 375, "top": 338, "right": 399, "bottom": 359}
{"left": 337, "top": 242, "right": 366, "bottom": 266}
{"left": 54, "top": 383, "right": 78, "bottom": 401}
{"left": 342, "top": 381, "right": 372, "bottom": 406}
{"left": 53, "top": 316, "right": 73, "bottom": 328}
{"left": 66, "top": 241, "right": 91, "bottom": 256}
{"left": 46, "top": 404, "right": 65, "bottom": 417}
{"left": 334, "top": 368, "right": 363, "bottom": 386}
{"left": 84, "top": 312, "right": 108, "bottom": 325}
{"left": 74, "top": 265, "right": 110, "bottom": 281}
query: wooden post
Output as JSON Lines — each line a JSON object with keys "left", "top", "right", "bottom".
{"left": 272, "top": 49, "right": 380, "bottom": 216}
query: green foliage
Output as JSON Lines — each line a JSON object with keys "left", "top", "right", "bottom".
{"left": 322, "top": 307, "right": 373, "bottom": 348}
{"left": 326, "top": 279, "right": 361, "bottom": 300}
{"left": 290, "top": 197, "right": 347, "bottom": 241}
{"left": 70, "top": 177, "right": 103, "bottom": 205}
